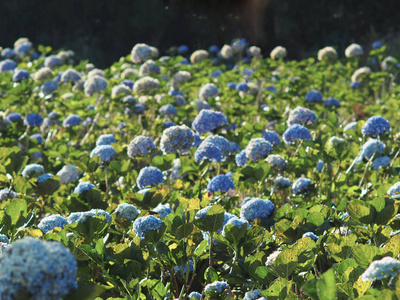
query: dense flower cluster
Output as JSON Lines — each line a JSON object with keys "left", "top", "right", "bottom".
{"left": 56, "top": 165, "right": 81, "bottom": 184}
{"left": 192, "top": 109, "right": 227, "bottom": 134}
{"left": 288, "top": 106, "right": 317, "bottom": 126}
{"left": 90, "top": 145, "right": 116, "bottom": 163}
{"left": 67, "top": 209, "right": 111, "bottom": 223}
{"left": 262, "top": 130, "right": 281, "bottom": 146}
{"left": 317, "top": 46, "right": 337, "bottom": 61}
{"left": 198, "top": 83, "right": 219, "bottom": 100}
{"left": 133, "top": 76, "right": 160, "bottom": 94}
{"left": 270, "top": 46, "right": 287, "bottom": 60}
{"left": 305, "top": 90, "right": 323, "bottom": 102}
{"left": 114, "top": 203, "right": 140, "bottom": 222}
{"left": 245, "top": 138, "right": 273, "bottom": 161}
{"left": 361, "top": 115, "right": 390, "bottom": 137}
{"left": 362, "top": 257, "right": 400, "bottom": 281}
{"left": 38, "top": 214, "right": 68, "bottom": 233}
{"left": 292, "top": 178, "right": 313, "bottom": 194}
{"left": 136, "top": 166, "right": 164, "bottom": 189}
{"left": 160, "top": 125, "right": 195, "bottom": 155}
{"left": 132, "top": 215, "right": 164, "bottom": 239}
{"left": 127, "top": 136, "right": 156, "bottom": 157}
{"left": 207, "top": 174, "right": 235, "bottom": 193}
{"left": 283, "top": 124, "right": 312, "bottom": 144}
{"left": 266, "top": 154, "right": 287, "bottom": 170}
{"left": 345, "top": 43, "right": 364, "bottom": 58}
{"left": 240, "top": 198, "right": 274, "bottom": 221}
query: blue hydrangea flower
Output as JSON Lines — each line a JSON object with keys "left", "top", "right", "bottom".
{"left": 87, "top": 105, "right": 95, "bottom": 112}
{"left": 114, "top": 203, "right": 140, "bottom": 222}
{"left": 73, "top": 182, "right": 95, "bottom": 194}
{"left": 12, "top": 69, "right": 29, "bottom": 82}
{"left": 194, "top": 143, "right": 222, "bottom": 163}
{"left": 207, "top": 175, "right": 235, "bottom": 194}
{"left": 192, "top": 109, "right": 228, "bottom": 134}
{"left": 159, "top": 104, "right": 177, "bottom": 117}
{"left": 37, "top": 173, "right": 53, "bottom": 184}
{"left": 198, "top": 83, "right": 219, "bottom": 100}
{"left": 0, "top": 234, "right": 9, "bottom": 243}
{"left": 204, "top": 281, "right": 230, "bottom": 295}
{"left": 29, "top": 133, "right": 43, "bottom": 145}
{"left": 160, "top": 125, "right": 195, "bottom": 155}
{"left": 133, "top": 103, "right": 146, "bottom": 114}
{"left": 288, "top": 106, "right": 317, "bottom": 126}
{"left": 168, "top": 88, "right": 184, "bottom": 97}
{"left": 127, "top": 136, "right": 155, "bottom": 158}
{"left": 84, "top": 75, "right": 108, "bottom": 96}
{"left": 361, "top": 257, "right": 400, "bottom": 282}
{"left": 22, "top": 164, "right": 45, "bottom": 178}
{"left": 24, "top": 113, "right": 43, "bottom": 127}
{"left": 228, "top": 141, "right": 240, "bottom": 154}
{"left": 265, "top": 85, "right": 277, "bottom": 93}
{"left": 132, "top": 215, "right": 164, "bottom": 239}
{"left": 0, "top": 188, "right": 18, "bottom": 202}
{"left": 137, "top": 166, "right": 164, "bottom": 189}
{"left": 44, "top": 55, "right": 62, "bottom": 68}
{"left": 0, "top": 237, "right": 77, "bottom": 299}
{"left": 178, "top": 44, "right": 189, "bottom": 54}
{"left": 0, "top": 59, "right": 16, "bottom": 72}
{"left": 63, "top": 114, "right": 82, "bottom": 128}
{"left": 316, "top": 159, "right": 324, "bottom": 173}
{"left": 227, "top": 82, "right": 236, "bottom": 89}
{"left": 210, "top": 69, "right": 222, "bottom": 78}
{"left": 303, "top": 232, "right": 318, "bottom": 240}
{"left": 292, "top": 178, "right": 313, "bottom": 194}
{"left": 164, "top": 121, "right": 175, "bottom": 128}
{"left": 266, "top": 155, "right": 287, "bottom": 170}
{"left": 236, "top": 82, "right": 249, "bottom": 92}
{"left": 245, "top": 138, "right": 273, "bottom": 161}
{"left": 350, "top": 81, "right": 362, "bottom": 88}
{"left": 6, "top": 112, "right": 21, "bottom": 123}
{"left": 282, "top": 124, "right": 312, "bottom": 144}
{"left": 123, "top": 95, "right": 136, "bottom": 104}
{"left": 67, "top": 209, "right": 111, "bottom": 223}
{"left": 240, "top": 198, "right": 274, "bottom": 221}
{"left": 60, "top": 68, "right": 81, "bottom": 83}
{"left": 56, "top": 165, "right": 81, "bottom": 185}
{"left": 235, "top": 149, "right": 248, "bottom": 167}
{"left": 180, "top": 58, "right": 189, "bottom": 65}
{"left": 222, "top": 217, "right": 249, "bottom": 236}
{"left": 173, "top": 260, "right": 194, "bottom": 274}
{"left": 96, "top": 134, "right": 116, "bottom": 146}
{"left": 262, "top": 130, "right": 281, "bottom": 146}
{"left": 305, "top": 90, "right": 323, "bottom": 102}
{"left": 324, "top": 97, "right": 340, "bottom": 108}
{"left": 354, "top": 139, "right": 386, "bottom": 165}
{"left": 208, "top": 45, "right": 220, "bottom": 53}
{"left": 372, "top": 156, "right": 390, "bottom": 171}
{"left": 189, "top": 291, "right": 202, "bottom": 299}
{"left": 273, "top": 176, "right": 291, "bottom": 190}
{"left": 388, "top": 182, "right": 400, "bottom": 199}
{"left": 41, "top": 80, "right": 58, "bottom": 95}
{"left": 1, "top": 48, "right": 14, "bottom": 58}
{"left": 90, "top": 145, "right": 116, "bottom": 163}
{"left": 121, "top": 79, "right": 134, "bottom": 89}
{"left": 38, "top": 214, "right": 68, "bottom": 233}
{"left": 372, "top": 41, "right": 383, "bottom": 49}
{"left": 361, "top": 115, "right": 390, "bottom": 137}
{"left": 15, "top": 40, "right": 32, "bottom": 56}
{"left": 243, "top": 290, "right": 261, "bottom": 300}
{"left": 153, "top": 203, "right": 172, "bottom": 218}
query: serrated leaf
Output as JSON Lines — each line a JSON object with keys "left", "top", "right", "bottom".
{"left": 268, "top": 249, "right": 298, "bottom": 279}
{"left": 5, "top": 199, "right": 27, "bottom": 227}
{"left": 353, "top": 244, "right": 380, "bottom": 269}
{"left": 347, "top": 200, "right": 375, "bottom": 224}
{"left": 260, "top": 278, "right": 289, "bottom": 300}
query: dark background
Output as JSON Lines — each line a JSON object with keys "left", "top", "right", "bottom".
{"left": 1, "top": 0, "right": 399, "bottom": 67}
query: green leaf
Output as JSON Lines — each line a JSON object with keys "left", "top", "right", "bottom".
{"left": 352, "top": 244, "right": 380, "bottom": 269}
{"left": 194, "top": 204, "right": 225, "bottom": 233}
{"left": 64, "top": 283, "right": 106, "bottom": 300}
{"left": 268, "top": 249, "right": 298, "bottom": 279}
{"left": 175, "top": 223, "right": 193, "bottom": 239}
{"left": 347, "top": 200, "right": 375, "bottom": 224}
{"left": 260, "top": 278, "right": 289, "bottom": 300}
{"left": 316, "top": 269, "right": 336, "bottom": 300}
{"left": 205, "top": 266, "right": 219, "bottom": 283}
{"left": 223, "top": 223, "right": 248, "bottom": 245}
{"left": 5, "top": 199, "right": 28, "bottom": 227}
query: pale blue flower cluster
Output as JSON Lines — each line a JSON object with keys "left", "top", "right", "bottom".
{"left": 266, "top": 154, "right": 287, "bottom": 170}
{"left": 324, "top": 97, "right": 340, "bottom": 108}
{"left": 0, "top": 234, "right": 9, "bottom": 244}
{"left": 21, "top": 163, "right": 45, "bottom": 178}
{"left": 114, "top": 203, "right": 140, "bottom": 222}
{"left": 361, "top": 115, "right": 390, "bottom": 137}
{"left": 159, "top": 104, "right": 177, "bottom": 117}
{"left": 84, "top": 75, "right": 108, "bottom": 96}
{"left": 0, "top": 237, "right": 77, "bottom": 300}
{"left": 44, "top": 55, "right": 62, "bottom": 68}
{"left": 6, "top": 112, "right": 21, "bottom": 123}
{"left": 189, "top": 291, "right": 202, "bottom": 299}
{"left": 41, "top": 80, "right": 58, "bottom": 95}
{"left": 198, "top": 83, "right": 219, "bottom": 100}
{"left": 292, "top": 178, "right": 312, "bottom": 194}
{"left": 127, "top": 135, "right": 156, "bottom": 157}
{"left": 160, "top": 125, "right": 195, "bottom": 155}
{"left": 303, "top": 232, "right": 318, "bottom": 240}
{"left": 243, "top": 290, "right": 261, "bottom": 300}
{"left": 38, "top": 214, "right": 68, "bottom": 233}
{"left": 316, "top": 159, "right": 324, "bottom": 173}
{"left": 136, "top": 166, "right": 164, "bottom": 189}
{"left": 132, "top": 215, "right": 164, "bottom": 239}
{"left": 0, "top": 188, "right": 18, "bottom": 202}
{"left": 273, "top": 176, "right": 291, "bottom": 189}
{"left": 29, "top": 133, "right": 43, "bottom": 145}
{"left": 173, "top": 260, "right": 194, "bottom": 274}
{"left": 282, "top": 124, "right": 312, "bottom": 144}
{"left": 0, "top": 59, "right": 16, "bottom": 72}
{"left": 372, "top": 156, "right": 390, "bottom": 171}
{"left": 245, "top": 138, "right": 273, "bottom": 161}
{"left": 262, "top": 130, "right": 281, "bottom": 146}
{"left": 204, "top": 281, "right": 229, "bottom": 294}
{"left": 305, "top": 90, "right": 323, "bottom": 102}
{"left": 288, "top": 106, "right": 317, "bottom": 126}
{"left": 67, "top": 209, "right": 111, "bottom": 223}
{"left": 96, "top": 134, "right": 116, "bottom": 146}
{"left": 90, "top": 145, "right": 116, "bottom": 163}
{"left": 24, "top": 113, "right": 43, "bottom": 127}
{"left": 56, "top": 165, "right": 81, "bottom": 185}
{"left": 207, "top": 175, "right": 235, "bottom": 193}
{"left": 1, "top": 48, "right": 14, "bottom": 58}
{"left": 37, "top": 173, "right": 54, "bottom": 183}
{"left": 194, "top": 143, "right": 222, "bottom": 163}
{"left": 73, "top": 182, "right": 95, "bottom": 194}
{"left": 153, "top": 203, "right": 172, "bottom": 217}
{"left": 61, "top": 68, "right": 81, "bottom": 83}
{"left": 387, "top": 182, "right": 400, "bottom": 199}
{"left": 354, "top": 139, "right": 385, "bottom": 164}
{"left": 362, "top": 257, "right": 400, "bottom": 282}
{"left": 235, "top": 150, "right": 249, "bottom": 167}
{"left": 192, "top": 109, "right": 228, "bottom": 134}
{"left": 12, "top": 69, "right": 29, "bottom": 82}
{"left": 63, "top": 114, "right": 82, "bottom": 128}
{"left": 236, "top": 82, "right": 249, "bottom": 92}
{"left": 240, "top": 198, "right": 274, "bottom": 221}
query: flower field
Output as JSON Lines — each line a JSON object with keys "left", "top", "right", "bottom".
{"left": 1, "top": 38, "right": 400, "bottom": 299}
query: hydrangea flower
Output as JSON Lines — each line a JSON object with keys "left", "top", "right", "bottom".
{"left": 114, "top": 203, "right": 140, "bottom": 222}
{"left": 236, "top": 82, "right": 249, "bottom": 92}
{"left": 38, "top": 214, "right": 68, "bottom": 233}
{"left": 0, "top": 59, "right": 17, "bottom": 73}
{"left": 6, "top": 112, "right": 21, "bottom": 123}
{"left": 84, "top": 75, "right": 108, "bottom": 96}
{"left": 305, "top": 90, "right": 323, "bottom": 102}
{"left": 222, "top": 218, "right": 249, "bottom": 236}
{"left": 387, "top": 182, "right": 400, "bottom": 199}
{"left": 292, "top": 178, "right": 313, "bottom": 194}
{"left": 160, "top": 125, "right": 195, "bottom": 155}
{"left": 243, "top": 290, "right": 261, "bottom": 300}
{"left": 190, "top": 50, "right": 209, "bottom": 63}
{"left": 324, "top": 97, "right": 340, "bottom": 108}
{"left": 265, "top": 250, "right": 282, "bottom": 266}
{"left": 73, "top": 182, "right": 95, "bottom": 194}
{"left": 44, "top": 55, "right": 63, "bottom": 68}
{"left": 0, "top": 234, "right": 9, "bottom": 244}
{"left": 270, "top": 46, "right": 287, "bottom": 60}
{"left": 227, "top": 82, "right": 237, "bottom": 89}
{"left": 12, "top": 69, "right": 29, "bottom": 82}
{"left": 210, "top": 69, "right": 222, "bottom": 78}
{"left": 198, "top": 83, "right": 219, "bottom": 100}
{"left": 372, "top": 41, "right": 383, "bottom": 49}
{"left": 63, "top": 114, "right": 82, "bottom": 128}
{"left": 372, "top": 156, "right": 390, "bottom": 171}
{"left": 96, "top": 134, "right": 116, "bottom": 146}
{"left": 61, "top": 68, "right": 81, "bottom": 83}
{"left": 0, "top": 237, "right": 77, "bottom": 299}
{"left": 41, "top": 80, "right": 58, "bottom": 95}
{"left": 350, "top": 81, "right": 362, "bottom": 88}
{"left": 22, "top": 164, "right": 45, "bottom": 178}
{"left": 159, "top": 104, "right": 177, "bottom": 117}
{"left": 235, "top": 150, "right": 248, "bottom": 167}
{"left": 90, "top": 145, "right": 116, "bottom": 163}
{"left": 266, "top": 154, "right": 287, "bottom": 170}
{"left": 130, "top": 43, "right": 152, "bottom": 64}
{"left": 207, "top": 175, "right": 235, "bottom": 194}
{"left": 192, "top": 109, "right": 227, "bottom": 134}
{"left": 245, "top": 138, "right": 273, "bottom": 161}
{"left": 1, "top": 48, "right": 14, "bottom": 58}
{"left": 288, "top": 106, "right": 317, "bottom": 126}
{"left": 36, "top": 173, "right": 53, "bottom": 184}
{"left": 303, "top": 232, "right": 318, "bottom": 240}
{"left": 173, "top": 260, "right": 194, "bottom": 274}
{"left": 177, "top": 44, "right": 189, "bottom": 54}
{"left": 24, "top": 113, "right": 43, "bottom": 127}
{"left": 56, "top": 165, "right": 81, "bottom": 185}
{"left": 262, "top": 130, "right": 281, "bottom": 146}
{"left": 189, "top": 291, "right": 202, "bottom": 299}
{"left": 354, "top": 139, "right": 385, "bottom": 165}
{"left": 273, "top": 176, "right": 291, "bottom": 190}
{"left": 139, "top": 60, "right": 160, "bottom": 77}
{"left": 204, "top": 281, "right": 230, "bottom": 295}
{"left": 361, "top": 115, "right": 390, "bottom": 137}
{"left": 317, "top": 46, "right": 338, "bottom": 61}
{"left": 153, "top": 203, "right": 172, "bottom": 218}
{"left": 240, "top": 198, "right": 274, "bottom": 221}
{"left": 34, "top": 67, "right": 53, "bottom": 81}
{"left": 362, "top": 257, "right": 400, "bottom": 282}
{"left": 30, "top": 133, "right": 43, "bottom": 145}
{"left": 194, "top": 143, "right": 222, "bottom": 163}
{"left": 133, "top": 76, "right": 160, "bottom": 94}
{"left": 316, "top": 159, "right": 324, "bottom": 173}
{"left": 345, "top": 43, "right": 364, "bottom": 58}
{"left": 136, "top": 166, "right": 164, "bottom": 189}
{"left": 0, "top": 188, "right": 18, "bottom": 202}
{"left": 282, "top": 124, "right": 312, "bottom": 144}
{"left": 127, "top": 136, "right": 156, "bottom": 157}
{"left": 132, "top": 215, "right": 164, "bottom": 239}
{"left": 67, "top": 209, "right": 111, "bottom": 223}
{"left": 351, "top": 67, "right": 371, "bottom": 82}
{"left": 201, "top": 135, "right": 231, "bottom": 154}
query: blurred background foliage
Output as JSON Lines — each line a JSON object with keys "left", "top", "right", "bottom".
{"left": 1, "top": 0, "right": 399, "bottom": 67}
